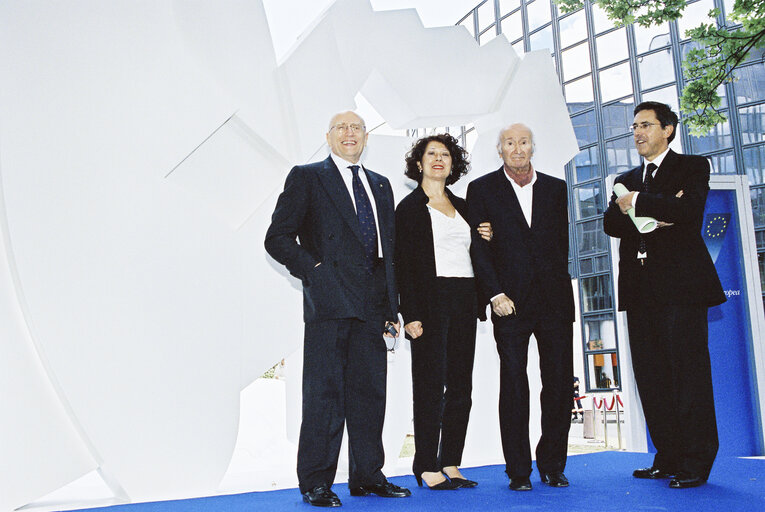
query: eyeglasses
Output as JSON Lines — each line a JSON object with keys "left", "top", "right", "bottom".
{"left": 331, "top": 123, "right": 365, "bottom": 134}
{"left": 629, "top": 122, "right": 660, "bottom": 132}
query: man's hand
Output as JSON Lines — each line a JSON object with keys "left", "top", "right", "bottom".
{"left": 491, "top": 293, "right": 516, "bottom": 317}
{"left": 615, "top": 191, "right": 636, "bottom": 214}
{"left": 477, "top": 222, "right": 493, "bottom": 241}
{"left": 383, "top": 321, "right": 400, "bottom": 338}
{"left": 404, "top": 321, "right": 423, "bottom": 339}
{"left": 656, "top": 191, "right": 682, "bottom": 228}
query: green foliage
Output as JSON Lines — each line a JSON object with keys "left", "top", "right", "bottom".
{"left": 555, "top": 0, "right": 765, "bottom": 135}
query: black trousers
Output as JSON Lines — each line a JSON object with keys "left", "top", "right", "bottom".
{"left": 493, "top": 287, "right": 573, "bottom": 478}
{"left": 410, "top": 277, "right": 477, "bottom": 474}
{"left": 297, "top": 263, "right": 389, "bottom": 492}
{"left": 627, "top": 268, "right": 718, "bottom": 478}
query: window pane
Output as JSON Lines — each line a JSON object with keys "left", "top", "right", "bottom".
{"left": 734, "top": 63, "right": 765, "bottom": 104}
{"left": 575, "top": 184, "right": 604, "bottom": 220}
{"left": 744, "top": 145, "right": 765, "bottom": 186}
{"left": 580, "top": 255, "right": 610, "bottom": 274}
{"left": 513, "top": 39, "right": 525, "bottom": 55}
{"left": 689, "top": 119, "right": 733, "bottom": 153}
{"left": 641, "top": 86, "right": 680, "bottom": 117}
{"left": 751, "top": 187, "right": 765, "bottom": 228}
{"left": 526, "top": 0, "right": 551, "bottom": 32}
{"left": 587, "top": 352, "right": 619, "bottom": 389}
{"left": 596, "top": 28, "right": 628, "bottom": 68}
{"left": 529, "top": 25, "right": 554, "bottom": 52}
{"left": 574, "top": 146, "right": 600, "bottom": 183}
{"left": 599, "top": 62, "right": 633, "bottom": 102}
{"left": 739, "top": 104, "right": 765, "bottom": 144}
{"left": 572, "top": 110, "right": 598, "bottom": 147}
{"left": 634, "top": 23, "right": 670, "bottom": 54}
{"left": 565, "top": 75, "right": 594, "bottom": 113}
{"left": 559, "top": 9, "right": 587, "bottom": 49}
{"left": 707, "top": 151, "right": 736, "bottom": 175}
{"left": 577, "top": 219, "right": 608, "bottom": 255}
{"left": 677, "top": 0, "right": 716, "bottom": 39}
{"left": 606, "top": 135, "right": 640, "bottom": 175}
{"left": 638, "top": 49, "right": 676, "bottom": 90}
{"left": 501, "top": 10, "right": 523, "bottom": 41}
{"left": 602, "top": 98, "right": 634, "bottom": 139}
{"left": 562, "top": 42, "right": 591, "bottom": 80}
{"left": 584, "top": 314, "right": 616, "bottom": 350}
{"left": 756, "top": 230, "right": 765, "bottom": 251}
{"left": 477, "top": 0, "right": 496, "bottom": 32}
{"left": 500, "top": 0, "right": 521, "bottom": 17}
{"left": 591, "top": 4, "right": 620, "bottom": 34}
{"left": 581, "top": 274, "right": 613, "bottom": 312}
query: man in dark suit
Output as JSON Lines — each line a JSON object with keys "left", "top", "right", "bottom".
{"left": 604, "top": 101, "right": 725, "bottom": 488}
{"left": 467, "top": 123, "right": 575, "bottom": 491}
{"left": 265, "top": 111, "right": 410, "bottom": 507}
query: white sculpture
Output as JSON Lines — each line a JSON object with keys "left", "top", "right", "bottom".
{"left": 0, "top": 0, "right": 577, "bottom": 509}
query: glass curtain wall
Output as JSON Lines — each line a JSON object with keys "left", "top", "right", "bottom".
{"left": 457, "top": 0, "right": 765, "bottom": 392}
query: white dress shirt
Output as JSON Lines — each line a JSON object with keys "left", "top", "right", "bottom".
{"left": 491, "top": 167, "right": 537, "bottom": 302}
{"left": 331, "top": 153, "right": 383, "bottom": 257}
{"left": 428, "top": 207, "right": 474, "bottom": 278}
{"left": 504, "top": 166, "right": 537, "bottom": 227}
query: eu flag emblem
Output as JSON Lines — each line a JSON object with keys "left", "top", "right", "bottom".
{"left": 703, "top": 213, "right": 730, "bottom": 263}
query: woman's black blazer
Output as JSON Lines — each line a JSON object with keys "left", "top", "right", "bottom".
{"left": 394, "top": 186, "right": 486, "bottom": 339}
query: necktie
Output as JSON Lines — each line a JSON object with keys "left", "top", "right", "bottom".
{"left": 349, "top": 165, "right": 378, "bottom": 273}
{"left": 638, "top": 162, "right": 657, "bottom": 256}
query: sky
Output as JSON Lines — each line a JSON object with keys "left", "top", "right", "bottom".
{"left": 262, "top": 0, "right": 479, "bottom": 62}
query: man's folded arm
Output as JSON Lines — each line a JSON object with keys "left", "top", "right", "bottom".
{"left": 635, "top": 158, "right": 710, "bottom": 224}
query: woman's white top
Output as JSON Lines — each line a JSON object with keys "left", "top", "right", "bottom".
{"left": 428, "top": 206, "right": 474, "bottom": 278}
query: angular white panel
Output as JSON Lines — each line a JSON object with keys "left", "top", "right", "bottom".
{"left": 166, "top": 115, "right": 289, "bottom": 229}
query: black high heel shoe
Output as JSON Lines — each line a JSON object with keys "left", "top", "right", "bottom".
{"left": 447, "top": 477, "right": 478, "bottom": 488}
{"left": 414, "top": 473, "right": 460, "bottom": 490}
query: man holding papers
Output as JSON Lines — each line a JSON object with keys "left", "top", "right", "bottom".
{"left": 604, "top": 102, "right": 725, "bottom": 489}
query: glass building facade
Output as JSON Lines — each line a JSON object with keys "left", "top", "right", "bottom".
{"left": 454, "top": 0, "right": 765, "bottom": 392}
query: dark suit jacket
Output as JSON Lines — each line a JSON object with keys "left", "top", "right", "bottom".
{"left": 394, "top": 186, "right": 485, "bottom": 336}
{"left": 265, "top": 156, "right": 398, "bottom": 322}
{"left": 466, "top": 168, "right": 575, "bottom": 323}
{"left": 603, "top": 150, "right": 725, "bottom": 310}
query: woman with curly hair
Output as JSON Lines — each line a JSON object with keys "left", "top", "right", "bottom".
{"left": 395, "top": 133, "right": 491, "bottom": 490}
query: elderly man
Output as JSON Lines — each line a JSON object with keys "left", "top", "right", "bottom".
{"left": 604, "top": 101, "right": 725, "bottom": 488}
{"left": 265, "top": 111, "right": 410, "bottom": 507}
{"left": 467, "top": 123, "right": 575, "bottom": 491}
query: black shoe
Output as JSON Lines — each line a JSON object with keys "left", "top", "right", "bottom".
{"left": 540, "top": 471, "right": 569, "bottom": 487}
{"left": 633, "top": 467, "right": 674, "bottom": 479}
{"left": 414, "top": 473, "right": 459, "bottom": 490}
{"left": 449, "top": 477, "right": 478, "bottom": 488}
{"left": 508, "top": 476, "right": 532, "bottom": 491}
{"left": 350, "top": 481, "right": 412, "bottom": 497}
{"left": 302, "top": 485, "right": 341, "bottom": 507}
{"left": 669, "top": 472, "right": 706, "bottom": 488}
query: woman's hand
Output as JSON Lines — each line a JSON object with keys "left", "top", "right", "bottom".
{"left": 477, "top": 222, "right": 493, "bottom": 241}
{"left": 405, "top": 321, "right": 423, "bottom": 339}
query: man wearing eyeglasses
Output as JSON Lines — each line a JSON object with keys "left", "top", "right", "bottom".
{"left": 265, "top": 111, "right": 409, "bottom": 507}
{"left": 604, "top": 101, "right": 725, "bottom": 489}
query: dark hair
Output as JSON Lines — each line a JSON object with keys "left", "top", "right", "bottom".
{"left": 634, "top": 101, "right": 679, "bottom": 143}
{"left": 404, "top": 133, "right": 470, "bottom": 186}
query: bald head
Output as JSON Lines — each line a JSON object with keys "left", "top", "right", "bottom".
{"left": 326, "top": 111, "right": 368, "bottom": 164}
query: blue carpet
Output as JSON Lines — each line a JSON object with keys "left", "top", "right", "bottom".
{"left": 70, "top": 452, "right": 765, "bottom": 511}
